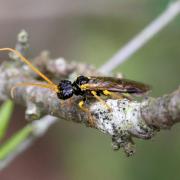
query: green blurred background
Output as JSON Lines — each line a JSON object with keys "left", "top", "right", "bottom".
{"left": 0, "top": 0, "right": 180, "bottom": 179}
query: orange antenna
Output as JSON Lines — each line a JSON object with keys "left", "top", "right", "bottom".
{"left": 11, "top": 82, "right": 59, "bottom": 98}
{"left": 0, "top": 48, "right": 55, "bottom": 86}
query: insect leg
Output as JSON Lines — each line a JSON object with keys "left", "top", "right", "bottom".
{"left": 103, "top": 90, "right": 132, "bottom": 100}
{"left": 78, "top": 98, "right": 96, "bottom": 127}
{"left": 78, "top": 100, "right": 89, "bottom": 112}
{"left": 91, "top": 91, "right": 111, "bottom": 111}
{"left": 103, "top": 90, "right": 124, "bottom": 99}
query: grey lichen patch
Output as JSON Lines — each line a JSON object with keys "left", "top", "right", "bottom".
{"left": 25, "top": 102, "right": 41, "bottom": 121}
{"left": 9, "top": 30, "right": 29, "bottom": 61}
{"left": 90, "top": 98, "right": 154, "bottom": 156}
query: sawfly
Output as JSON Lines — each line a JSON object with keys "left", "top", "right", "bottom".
{"left": 0, "top": 48, "right": 150, "bottom": 126}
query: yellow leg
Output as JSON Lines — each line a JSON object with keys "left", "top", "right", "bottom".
{"left": 78, "top": 100, "right": 95, "bottom": 127}
{"left": 91, "top": 91, "right": 111, "bottom": 111}
{"left": 103, "top": 90, "right": 124, "bottom": 99}
{"left": 78, "top": 100, "right": 89, "bottom": 112}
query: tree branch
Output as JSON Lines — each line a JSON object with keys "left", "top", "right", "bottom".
{"left": 142, "top": 88, "right": 180, "bottom": 129}
{"left": 0, "top": 54, "right": 179, "bottom": 157}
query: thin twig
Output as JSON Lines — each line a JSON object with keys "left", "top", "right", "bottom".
{"left": 99, "top": 1, "right": 180, "bottom": 73}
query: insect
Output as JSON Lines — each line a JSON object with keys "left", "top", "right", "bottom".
{"left": 0, "top": 48, "right": 150, "bottom": 126}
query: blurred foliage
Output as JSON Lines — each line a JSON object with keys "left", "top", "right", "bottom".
{"left": 0, "top": 100, "right": 34, "bottom": 162}
{"left": 0, "top": 100, "right": 14, "bottom": 140}
{"left": 0, "top": 124, "right": 33, "bottom": 160}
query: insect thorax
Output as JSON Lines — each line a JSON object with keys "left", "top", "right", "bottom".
{"left": 72, "top": 75, "right": 90, "bottom": 96}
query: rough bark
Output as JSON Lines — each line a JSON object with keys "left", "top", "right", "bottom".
{"left": 0, "top": 54, "right": 179, "bottom": 156}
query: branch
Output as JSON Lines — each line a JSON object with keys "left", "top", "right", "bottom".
{"left": 142, "top": 88, "right": 180, "bottom": 129}
{"left": 99, "top": 1, "right": 180, "bottom": 73}
{"left": 0, "top": 55, "right": 180, "bottom": 157}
